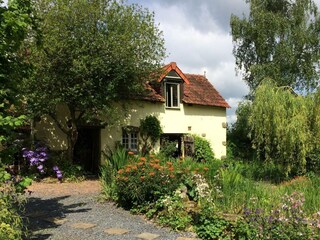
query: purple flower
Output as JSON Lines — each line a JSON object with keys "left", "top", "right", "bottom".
{"left": 56, "top": 170, "right": 63, "bottom": 179}
{"left": 30, "top": 157, "right": 38, "bottom": 166}
{"left": 53, "top": 166, "right": 63, "bottom": 180}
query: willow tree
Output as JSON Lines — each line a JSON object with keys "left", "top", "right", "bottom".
{"left": 231, "top": 0, "right": 320, "bottom": 94}
{"left": 24, "top": 0, "right": 166, "bottom": 161}
{"left": 249, "top": 80, "right": 320, "bottom": 176}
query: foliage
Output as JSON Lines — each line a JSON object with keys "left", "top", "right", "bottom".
{"left": 192, "top": 135, "right": 215, "bottom": 162}
{"left": 154, "top": 193, "right": 192, "bottom": 231}
{"left": 139, "top": 115, "right": 162, "bottom": 155}
{"left": 54, "top": 160, "right": 84, "bottom": 182}
{"left": 159, "top": 138, "right": 177, "bottom": 158}
{"left": 236, "top": 192, "right": 320, "bottom": 239}
{"left": 249, "top": 80, "right": 320, "bottom": 177}
{"left": 0, "top": 168, "right": 28, "bottom": 240}
{"left": 24, "top": 0, "right": 166, "bottom": 161}
{"left": 101, "top": 150, "right": 320, "bottom": 238}
{"left": 0, "top": 2, "right": 36, "bottom": 239}
{"left": 100, "top": 147, "right": 130, "bottom": 199}
{"left": 227, "top": 100, "right": 254, "bottom": 160}
{"left": 0, "top": 0, "right": 34, "bottom": 103}
{"left": 115, "top": 155, "right": 185, "bottom": 208}
{"left": 238, "top": 160, "right": 287, "bottom": 183}
{"left": 231, "top": 0, "right": 320, "bottom": 94}
{"left": 194, "top": 204, "right": 233, "bottom": 240}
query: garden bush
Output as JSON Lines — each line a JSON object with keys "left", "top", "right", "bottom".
{"left": 115, "top": 155, "right": 185, "bottom": 208}
{"left": 99, "top": 151, "right": 320, "bottom": 239}
{"left": 100, "top": 147, "right": 130, "bottom": 199}
{"left": 193, "top": 135, "right": 215, "bottom": 162}
{"left": 0, "top": 168, "right": 29, "bottom": 240}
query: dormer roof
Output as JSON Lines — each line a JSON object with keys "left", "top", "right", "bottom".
{"left": 158, "top": 62, "right": 190, "bottom": 84}
{"left": 137, "top": 62, "right": 230, "bottom": 108}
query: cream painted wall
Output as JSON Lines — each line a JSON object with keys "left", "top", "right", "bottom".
{"left": 34, "top": 105, "right": 70, "bottom": 150}
{"left": 101, "top": 100, "right": 227, "bottom": 160}
{"left": 34, "top": 100, "right": 227, "bottom": 162}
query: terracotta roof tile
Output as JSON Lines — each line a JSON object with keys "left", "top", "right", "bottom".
{"left": 131, "top": 82, "right": 164, "bottom": 102}
{"left": 183, "top": 74, "right": 230, "bottom": 108}
{"left": 132, "top": 63, "right": 230, "bottom": 108}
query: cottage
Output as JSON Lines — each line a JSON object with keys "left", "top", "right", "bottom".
{"left": 35, "top": 62, "right": 230, "bottom": 173}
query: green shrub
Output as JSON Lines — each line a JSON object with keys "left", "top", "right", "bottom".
{"left": 159, "top": 139, "right": 177, "bottom": 158}
{"left": 194, "top": 204, "right": 233, "bottom": 239}
{"left": 193, "top": 135, "right": 215, "bottom": 162}
{"left": 0, "top": 169, "right": 26, "bottom": 240}
{"left": 155, "top": 193, "right": 192, "bottom": 230}
{"left": 100, "top": 147, "right": 130, "bottom": 200}
{"left": 140, "top": 115, "right": 162, "bottom": 155}
{"left": 54, "top": 157, "right": 86, "bottom": 182}
{"left": 115, "top": 155, "right": 186, "bottom": 208}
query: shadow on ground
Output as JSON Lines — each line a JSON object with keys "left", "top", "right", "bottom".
{"left": 23, "top": 195, "right": 91, "bottom": 240}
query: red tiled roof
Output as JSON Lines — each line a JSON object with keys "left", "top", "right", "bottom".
{"left": 183, "top": 74, "right": 230, "bottom": 108}
{"left": 135, "top": 63, "right": 230, "bottom": 108}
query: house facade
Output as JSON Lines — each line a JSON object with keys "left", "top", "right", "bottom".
{"left": 34, "top": 62, "right": 230, "bottom": 173}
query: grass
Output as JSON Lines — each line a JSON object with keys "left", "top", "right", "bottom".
{"left": 210, "top": 159, "right": 320, "bottom": 216}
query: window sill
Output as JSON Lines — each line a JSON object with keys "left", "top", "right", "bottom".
{"left": 165, "top": 107, "right": 181, "bottom": 110}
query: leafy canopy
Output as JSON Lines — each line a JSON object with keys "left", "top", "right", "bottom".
{"left": 231, "top": 0, "right": 320, "bottom": 94}
{"left": 0, "top": 0, "right": 33, "bottom": 148}
{"left": 25, "top": 0, "right": 166, "bottom": 120}
{"left": 249, "top": 80, "right": 320, "bottom": 176}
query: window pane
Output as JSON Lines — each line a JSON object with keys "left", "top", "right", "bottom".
{"left": 166, "top": 84, "right": 172, "bottom": 107}
{"left": 165, "top": 83, "right": 179, "bottom": 108}
{"left": 130, "top": 133, "right": 138, "bottom": 150}
{"left": 122, "top": 132, "right": 129, "bottom": 149}
{"left": 172, "top": 84, "right": 178, "bottom": 107}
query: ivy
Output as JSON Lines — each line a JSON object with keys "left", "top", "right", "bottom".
{"left": 139, "top": 115, "right": 162, "bottom": 155}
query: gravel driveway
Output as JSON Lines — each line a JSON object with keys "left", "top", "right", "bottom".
{"left": 23, "top": 180, "right": 197, "bottom": 240}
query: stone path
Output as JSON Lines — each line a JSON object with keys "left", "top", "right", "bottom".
{"left": 23, "top": 180, "right": 198, "bottom": 240}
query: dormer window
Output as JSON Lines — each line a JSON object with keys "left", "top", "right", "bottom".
{"left": 165, "top": 82, "right": 180, "bottom": 108}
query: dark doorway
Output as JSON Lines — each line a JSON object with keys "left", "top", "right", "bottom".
{"left": 74, "top": 127, "right": 100, "bottom": 174}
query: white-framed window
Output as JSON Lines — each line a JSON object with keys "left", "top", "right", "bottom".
{"left": 122, "top": 130, "right": 138, "bottom": 151}
{"left": 165, "top": 82, "right": 180, "bottom": 108}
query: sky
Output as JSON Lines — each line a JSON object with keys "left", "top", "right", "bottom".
{"left": 126, "top": 0, "right": 320, "bottom": 123}
{"left": 3, "top": 0, "right": 320, "bottom": 122}
{"left": 127, "top": 0, "right": 250, "bottom": 123}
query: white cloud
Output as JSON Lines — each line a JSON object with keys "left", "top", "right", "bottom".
{"left": 128, "top": 0, "right": 250, "bottom": 123}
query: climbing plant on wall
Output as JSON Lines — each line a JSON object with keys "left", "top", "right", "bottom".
{"left": 139, "top": 115, "right": 162, "bottom": 155}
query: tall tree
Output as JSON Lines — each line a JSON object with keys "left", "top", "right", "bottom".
{"left": 24, "top": 0, "right": 166, "bottom": 161}
{"left": 231, "top": 0, "right": 320, "bottom": 94}
{"left": 248, "top": 80, "right": 320, "bottom": 176}
{"left": 0, "top": 0, "right": 33, "bottom": 157}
